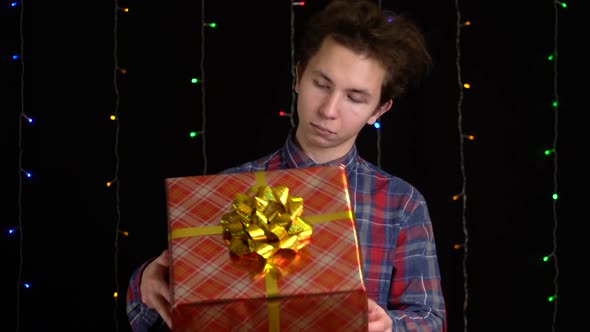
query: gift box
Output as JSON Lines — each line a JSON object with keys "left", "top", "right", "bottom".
{"left": 165, "top": 165, "right": 368, "bottom": 332}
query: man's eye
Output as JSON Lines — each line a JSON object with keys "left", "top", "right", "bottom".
{"left": 348, "top": 96, "right": 364, "bottom": 103}
{"left": 313, "top": 80, "right": 328, "bottom": 89}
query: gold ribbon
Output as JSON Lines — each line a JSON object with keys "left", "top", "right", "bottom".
{"left": 218, "top": 174, "right": 313, "bottom": 331}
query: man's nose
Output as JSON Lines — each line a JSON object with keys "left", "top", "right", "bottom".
{"left": 319, "top": 92, "right": 341, "bottom": 119}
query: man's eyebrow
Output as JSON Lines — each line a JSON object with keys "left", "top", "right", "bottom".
{"left": 312, "top": 70, "right": 372, "bottom": 97}
{"left": 312, "top": 70, "right": 333, "bottom": 83}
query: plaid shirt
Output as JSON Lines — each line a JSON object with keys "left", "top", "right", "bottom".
{"left": 127, "top": 133, "right": 446, "bottom": 331}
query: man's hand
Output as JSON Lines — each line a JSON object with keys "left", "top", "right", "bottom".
{"left": 368, "top": 298, "right": 392, "bottom": 332}
{"left": 140, "top": 249, "right": 172, "bottom": 328}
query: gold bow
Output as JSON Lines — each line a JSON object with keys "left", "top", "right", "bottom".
{"left": 220, "top": 185, "right": 313, "bottom": 260}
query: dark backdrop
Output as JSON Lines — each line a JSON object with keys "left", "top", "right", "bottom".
{"left": 2, "top": 0, "right": 582, "bottom": 331}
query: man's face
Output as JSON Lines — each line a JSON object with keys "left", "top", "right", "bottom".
{"left": 295, "top": 37, "right": 391, "bottom": 163}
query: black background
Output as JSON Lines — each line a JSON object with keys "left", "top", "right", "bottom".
{"left": 1, "top": 0, "right": 583, "bottom": 331}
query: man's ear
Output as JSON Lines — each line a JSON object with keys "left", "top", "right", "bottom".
{"left": 367, "top": 99, "right": 393, "bottom": 125}
{"left": 295, "top": 62, "right": 302, "bottom": 93}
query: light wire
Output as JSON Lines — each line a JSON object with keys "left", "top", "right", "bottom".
{"left": 289, "top": 2, "right": 296, "bottom": 128}
{"left": 453, "top": 1, "right": 470, "bottom": 331}
{"left": 112, "top": 1, "right": 122, "bottom": 331}
{"left": 550, "top": 1, "right": 560, "bottom": 331}
{"left": 200, "top": 0, "right": 209, "bottom": 174}
{"left": 16, "top": 1, "right": 26, "bottom": 330}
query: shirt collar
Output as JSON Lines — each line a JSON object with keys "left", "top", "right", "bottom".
{"left": 281, "top": 131, "right": 358, "bottom": 174}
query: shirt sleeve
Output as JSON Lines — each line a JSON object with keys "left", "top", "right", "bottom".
{"left": 387, "top": 196, "right": 447, "bottom": 332}
{"left": 126, "top": 257, "right": 165, "bottom": 332}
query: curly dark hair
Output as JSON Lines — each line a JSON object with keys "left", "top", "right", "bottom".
{"left": 298, "top": 0, "right": 432, "bottom": 105}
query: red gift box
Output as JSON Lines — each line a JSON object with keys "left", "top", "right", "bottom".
{"left": 166, "top": 165, "right": 368, "bottom": 331}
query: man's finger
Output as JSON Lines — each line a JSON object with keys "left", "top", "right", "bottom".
{"left": 157, "top": 281, "right": 171, "bottom": 303}
{"left": 151, "top": 295, "right": 172, "bottom": 328}
{"left": 155, "top": 250, "right": 170, "bottom": 267}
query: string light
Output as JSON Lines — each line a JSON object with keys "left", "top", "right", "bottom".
{"left": 189, "top": 130, "right": 203, "bottom": 138}
{"left": 453, "top": 1, "right": 472, "bottom": 331}
{"left": 14, "top": 1, "right": 26, "bottom": 331}
{"left": 546, "top": 2, "right": 563, "bottom": 331}
{"left": 278, "top": 110, "right": 293, "bottom": 118}
{"left": 20, "top": 169, "right": 32, "bottom": 178}
{"left": 112, "top": 1, "right": 126, "bottom": 330}
{"left": 198, "top": 1, "right": 210, "bottom": 175}
{"left": 375, "top": 121, "right": 382, "bottom": 168}
{"left": 21, "top": 113, "right": 33, "bottom": 123}
{"left": 288, "top": 1, "right": 297, "bottom": 129}
{"left": 462, "top": 134, "right": 475, "bottom": 141}
{"left": 15, "top": 0, "right": 26, "bottom": 328}
{"left": 376, "top": 3, "right": 386, "bottom": 169}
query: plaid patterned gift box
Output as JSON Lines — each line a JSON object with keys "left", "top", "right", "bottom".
{"left": 165, "top": 165, "right": 368, "bottom": 332}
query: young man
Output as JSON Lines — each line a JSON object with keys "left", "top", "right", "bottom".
{"left": 127, "top": 0, "right": 446, "bottom": 331}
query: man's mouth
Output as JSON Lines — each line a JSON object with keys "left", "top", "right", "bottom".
{"left": 311, "top": 123, "right": 334, "bottom": 134}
